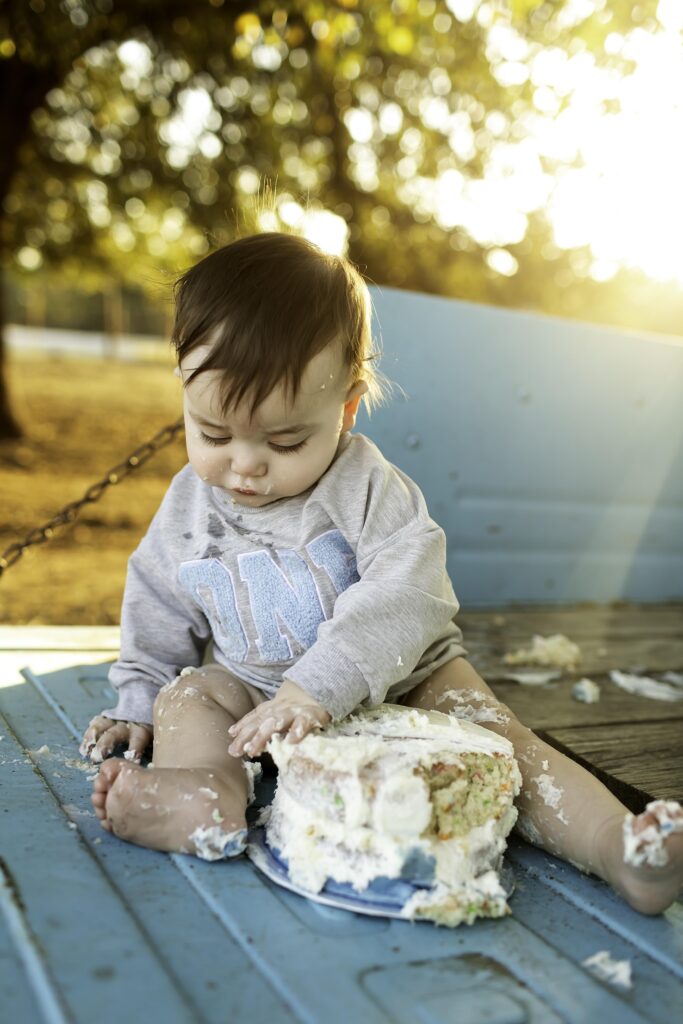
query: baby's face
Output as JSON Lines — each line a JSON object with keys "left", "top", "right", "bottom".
{"left": 179, "top": 344, "right": 366, "bottom": 507}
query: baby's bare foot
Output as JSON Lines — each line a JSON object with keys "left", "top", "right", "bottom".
{"left": 91, "top": 759, "right": 248, "bottom": 860}
{"left": 596, "top": 800, "right": 683, "bottom": 915}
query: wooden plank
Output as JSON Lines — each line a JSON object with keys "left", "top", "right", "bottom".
{"left": 0, "top": 681, "right": 300, "bottom": 1024}
{"left": 0, "top": 626, "right": 120, "bottom": 651}
{"left": 460, "top": 603, "right": 683, "bottom": 635}
{"left": 460, "top": 603, "right": 683, "bottom": 678}
{"left": 486, "top": 677, "right": 683, "bottom": 732}
{"left": 543, "top": 721, "right": 683, "bottom": 809}
{"left": 0, "top": 651, "right": 116, "bottom": 695}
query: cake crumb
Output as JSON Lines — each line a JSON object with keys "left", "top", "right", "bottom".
{"left": 503, "top": 634, "right": 581, "bottom": 671}
{"left": 623, "top": 799, "right": 683, "bottom": 867}
{"left": 582, "top": 950, "right": 632, "bottom": 989}
{"left": 609, "top": 670, "right": 683, "bottom": 702}
{"left": 502, "top": 670, "right": 562, "bottom": 686}
{"left": 572, "top": 678, "right": 601, "bottom": 703}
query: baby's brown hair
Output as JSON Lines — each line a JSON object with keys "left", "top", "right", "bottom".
{"left": 172, "top": 232, "right": 385, "bottom": 416}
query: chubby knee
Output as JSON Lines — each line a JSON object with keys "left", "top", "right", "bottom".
{"left": 154, "top": 667, "right": 214, "bottom": 723}
{"left": 153, "top": 664, "right": 252, "bottom": 725}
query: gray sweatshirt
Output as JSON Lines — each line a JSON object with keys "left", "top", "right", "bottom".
{"left": 103, "top": 431, "right": 467, "bottom": 725}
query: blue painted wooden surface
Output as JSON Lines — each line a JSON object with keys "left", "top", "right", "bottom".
{"left": 361, "top": 288, "right": 683, "bottom": 607}
{"left": 2, "top": 660, "right": 682, "bottom": 1023}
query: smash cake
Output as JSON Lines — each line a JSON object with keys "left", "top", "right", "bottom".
{"left": 261, "top": 705, "right": 522, "bottom": 927}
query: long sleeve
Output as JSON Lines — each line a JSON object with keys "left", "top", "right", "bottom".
{"left": 284, "top": 445, "right": 462, "bottom": 720}
{"left": 102, "top": 546, "right": 212, "bottom": 725}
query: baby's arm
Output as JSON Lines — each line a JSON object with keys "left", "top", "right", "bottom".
{"left": 284, "top": 496, "right": 461, "bottom": 720}
{"left": 227, "top": 680, "right": 330, "bottom": 757}
{"left": 80, "top": 545, "right": 211, "bottom": 762}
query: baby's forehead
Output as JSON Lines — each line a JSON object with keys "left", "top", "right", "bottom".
{"left": 182, "top": 344, "right": 348, "bottom": 426}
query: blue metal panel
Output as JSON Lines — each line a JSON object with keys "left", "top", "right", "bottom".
{"left": 0, "top": 902, "right": 48, "bottom": 1024}
{"left": 1, "top": 662, "right": 681, "bottom": 1023}
{"left": 0, "top": 677, "right": 299, "bottom": 1024}
{"left": 0, "top": 725, "right": 199, "bottom": 1024}
{"left": 361, "top": 288, "right": 683, "bottom": 606}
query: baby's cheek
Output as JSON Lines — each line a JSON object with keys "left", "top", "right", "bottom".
{"left": 188, "top": 444, "right": 222, "bottom": 482}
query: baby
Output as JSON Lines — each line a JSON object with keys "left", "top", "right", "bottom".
{"left": 82, "top": 232, "right": 683, "bottom": 913}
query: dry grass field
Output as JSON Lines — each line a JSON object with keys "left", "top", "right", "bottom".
{"left": 0, "top": 352, "right": 188, "bottom": 624}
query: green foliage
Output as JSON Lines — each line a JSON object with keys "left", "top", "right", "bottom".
{"left": 0, "top": 0, "right": 675, "bottom": 339}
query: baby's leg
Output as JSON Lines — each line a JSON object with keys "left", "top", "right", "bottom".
{"left": 403, "top": 657, "right": 683, "bottom": 915}
{"left": 91, "top": 665, "right": 267, "bottom": 859}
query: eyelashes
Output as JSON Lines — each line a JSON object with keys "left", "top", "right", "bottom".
{"left": 199, "top": 432, "right": 307, "bottom": 455}
{"left": 271, "top": 440, "right": 307, "bottom": 455}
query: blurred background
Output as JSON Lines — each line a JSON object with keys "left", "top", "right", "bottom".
{"left": 1, "top": 0, "right": 682, "bottom": 624}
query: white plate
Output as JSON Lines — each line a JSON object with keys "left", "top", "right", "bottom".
{"left": 247, "top": 826, "right": 515, "bottom": 921}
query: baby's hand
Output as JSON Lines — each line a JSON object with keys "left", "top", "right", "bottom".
{"left": 79, "top": 715, "right": 153, "bottom": 764}
{"left": 227, "top": 680, "right": 331, "bottom": 758}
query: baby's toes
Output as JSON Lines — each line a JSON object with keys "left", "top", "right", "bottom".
{"left": 96, "top": 756, "right": 130, "bottom": 788}
{"left": 103, "top": 762, "right": 146, "bottom": 835}
{"left": 91, "top": 789, "right": 107, "bottom": 819}
{"left": 90, "top": 758, "right": 143, "bottom": 831}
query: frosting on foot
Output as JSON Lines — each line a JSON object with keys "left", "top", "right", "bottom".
{"left": 623, "top": 799, "right": 683, "bottom": 868}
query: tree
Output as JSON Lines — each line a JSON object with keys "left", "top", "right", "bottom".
{"left": 0, "top": 0, "right": 662, "bottom": 438}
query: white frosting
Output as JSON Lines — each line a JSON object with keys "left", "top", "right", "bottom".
{"left": 503, "top": 670, "right": 562, "bottom": 686}
{"left": 503, "top": 634, "right": 581, "bottom": 670}
{"left": 572, "top": 678, "right": 601, "bottom": 703}
{"left": 437, "top": 689, "right": 510, "bottom": 726}
{"left": 265, "top": 706, "right": 522, "bottom": 925}
{"left": 610, "top": 670, "right": 683, "bottom": 702}
{"left": 582, "top": 950, "right": 632, "bottom": 989}
{"left": 623, "top": 799, "right": 683, "bottom": 867}
{"left": 533, "top": 773, "right": 569, "bottom": 825}
{"left": 244, "top": 759, "right": 262, "bottom": 806}
{"left": 189, "top": 824, "right": 247, "bottom": 861}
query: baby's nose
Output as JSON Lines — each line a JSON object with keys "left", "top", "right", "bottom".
{"left": 230, "top": 446, "right": 267, "bottom": 476}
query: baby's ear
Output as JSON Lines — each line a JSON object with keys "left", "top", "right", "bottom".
{"left": 173, "top": 366, "right": 182, "bottom": 378}
{"left": 342, "top": 380, "right": 368, "bottom": 432}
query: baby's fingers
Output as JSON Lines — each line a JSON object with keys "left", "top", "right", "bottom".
{"left": 227, "top": 712, "right": 264, "bottom": 756}
{"left": 79, "top": 715, "right": 115, "bottom": 759}
{"left": 124, "top": 723, "right": 153, "bottom": 764}
{"left": 243, "top": 712, "right": 297, "bottom": 757}
{"left": 228, "top": 713, "right": 280, "bottom": 757}
{"left": 91, "top": 722, "right": 130, "bottom": 763}
{"left": 286, "top": 710, "right": 327, "bottom": 745}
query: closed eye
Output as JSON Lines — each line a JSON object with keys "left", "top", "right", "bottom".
{"left": 269, "top": 440, "right": 307, "bottom": 455}
{"left": 199, "top": 432, "right": 229, "bottom": 447}
{"left": 200, "top": 432, "right": 307, "bottom": 454}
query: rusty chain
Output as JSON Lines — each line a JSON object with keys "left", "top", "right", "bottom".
{"left": 0, "top": 417, "right": 185, "bottom": 578}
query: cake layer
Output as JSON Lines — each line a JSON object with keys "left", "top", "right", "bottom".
{"left": 264, "top": 705, "right": 522, "bottom": 927}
